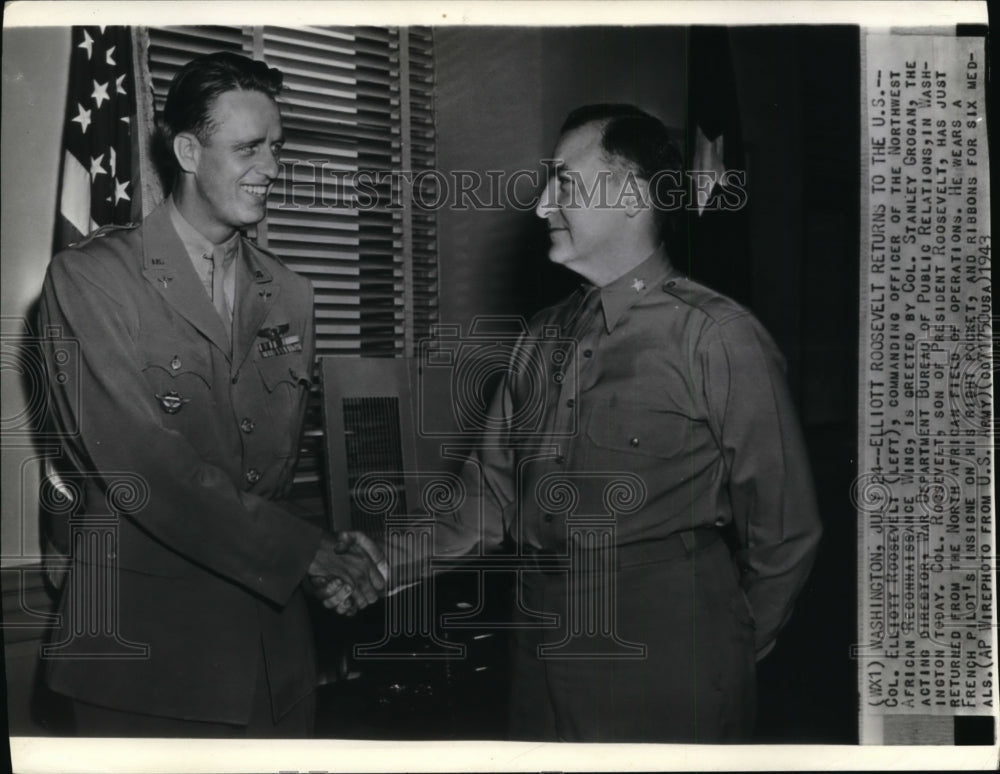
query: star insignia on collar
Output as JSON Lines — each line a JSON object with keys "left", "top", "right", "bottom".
{"left": 631, "top": 278, "right": 646, "bottom": 293}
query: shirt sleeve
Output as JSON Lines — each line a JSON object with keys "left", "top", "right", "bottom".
{"left": 386, "top": 347, "right": 516, "bottom": 582}
{"left": 702, "top": 312, "right": 823, "bottom": 657}
{"left": 38, "top": 249, "right": 322, "bottom": 607}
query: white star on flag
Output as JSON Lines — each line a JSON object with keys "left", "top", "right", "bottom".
{"left": 71, "top": 103, "right": 92, "bottom": 133}
{"left": 693, "top": 124, "right": 725, "bottom": 215}
{"left": 91, "top": 80, "right": 110, "bottom": 108}
{"left": 89, "top": 154, "right": 106, "bottom": 179}
{"left": 56, "top": 26, "right": 139, "bottom": 250}
{"left": 78, "top": 30, "right": 94, "bottom": 59}
{"left": 113, "top": 178, "right": 131, "bottom": 205}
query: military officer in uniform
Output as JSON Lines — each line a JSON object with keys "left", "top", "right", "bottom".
{"left": 38, "top": 52, "right": 384, "bottom": 737}
{"left": 381, "top": 104, "right": 823, "bottom": 742}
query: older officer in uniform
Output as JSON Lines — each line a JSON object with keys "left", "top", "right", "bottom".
{"left": 383, "top": 104, "right": 822, "bottom": 742}
{"left": 38, "top": 52, "right": 383, "bottom": 737}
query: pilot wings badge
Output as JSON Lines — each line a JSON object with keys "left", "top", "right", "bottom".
{"left": 257, "top": 324, "right": 302, "bottom": 357}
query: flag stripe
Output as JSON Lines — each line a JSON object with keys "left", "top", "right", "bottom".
{"left": 59, "top": 150, "right": 92, "bottom": 237}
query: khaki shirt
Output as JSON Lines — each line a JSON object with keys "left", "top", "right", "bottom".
{"left": 431, "top": 247, "right": 822, "bottom": 656}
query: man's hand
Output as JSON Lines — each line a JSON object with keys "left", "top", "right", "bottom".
{"left": 335, "top": 530, "right": 389, "bottom": 581}
{"left": 308, "top": 531, "right": 387, "bottom": 615}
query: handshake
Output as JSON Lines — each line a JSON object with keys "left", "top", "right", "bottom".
{"left": 307, "top": 530, "right": 390, "bottom": 616}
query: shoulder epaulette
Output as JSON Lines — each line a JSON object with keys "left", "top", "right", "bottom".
{"left": 659, "top": 276, "right": 747, "bottom": 325}
{"left": 67, "top": 221, "right": 139, "bottom": 249}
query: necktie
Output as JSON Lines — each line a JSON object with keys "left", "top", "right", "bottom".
{"left": 559, "top": 285, "right": 602, "bottom": 395}
{"left": 566, "top": 285, "right": 602, "bottom": 345}
{"left": 210, "top": 244, "right": 233, "bottom": 331}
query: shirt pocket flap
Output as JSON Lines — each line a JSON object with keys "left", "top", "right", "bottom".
{"left": 586, "top": 403, "right": 700, "bottom": 459}
{"left": 141, "top": 341, "right": 212, "bottom": 388}
{"left": 255, "top": 355, "right": 313, "bottom": 393}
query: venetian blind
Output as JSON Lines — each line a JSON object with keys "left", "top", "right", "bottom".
{"left": 146, "top": 25, "right": 438, "bottom": 503}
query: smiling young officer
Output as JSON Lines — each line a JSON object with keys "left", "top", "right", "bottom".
{"left": 38, "top": 52, "right": 384, "bottom": 738}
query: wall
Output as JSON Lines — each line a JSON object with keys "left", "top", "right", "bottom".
{"left": 433, "top": 27, "right": 548, "bottom": 327}
{"left": 1, "top": 27, "right": 70, "bottom": 570}
{"left": 2, "top": 26, "right": 73, "bottom": 737}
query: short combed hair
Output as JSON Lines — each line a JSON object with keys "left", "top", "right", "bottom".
{"left": 560, "top": 104, "right": 684, "bottom": 251}
{"left": 154, "top": 52, "right": 283, "bottom": 192}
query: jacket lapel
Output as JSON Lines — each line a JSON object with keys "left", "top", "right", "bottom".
{"left": 139, "top": 204, "right": 232, "bottom": 359}
{"left": 232, "top": 241, "right": 280, "bottom": 374}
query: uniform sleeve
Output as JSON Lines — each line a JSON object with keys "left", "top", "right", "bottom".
{"left": 38, "top": 251, "right": 322, "bottom": 606}
{"left": 702, "top": 313, "right": 822, "bottom": 658}
{"left": 386, "top": 348, "right": 514, "bottom": 581}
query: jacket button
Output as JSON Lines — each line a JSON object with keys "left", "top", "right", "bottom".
{"left": 543, "top": 513, "right": 554, "bottom": 523}
{"left": 583, "top": 349, "right": 593, "bottom": 358}
{"left": 240, "top": 418, "right": 255, "bottom": 433}
{"left": 566, "top": 398, "right": 575, "bottom": 408}
{"left": 245, "top": 468, "right": 261, "bottom": 484}
{"left": 555, "top": 455, "right": 565, "bottom": 465}
{"left": 629, "top": 436, "right": 640, "bottom": 447}
{"left": 170, "top": 356, "right": 181, "bottom": 370}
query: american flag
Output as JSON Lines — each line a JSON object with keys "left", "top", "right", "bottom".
{"left": 683, "top": 26, "right": 752, "bottom": 305}
{"left": 54, "top": 26, "right": 139, "bottom": 251}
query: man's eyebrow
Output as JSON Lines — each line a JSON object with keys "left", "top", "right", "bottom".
{"left": 232, "top": 134, "right": 284, "bottom": 148}
{"left": 232, "top": 136, "right": 267, "bottom": 147}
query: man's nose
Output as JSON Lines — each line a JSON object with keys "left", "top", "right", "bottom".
{"left": 259, "top": 147, "right": 280, "bottom": 179}
{"left": 536, "top": 178, "right": 557, "bottom": 219}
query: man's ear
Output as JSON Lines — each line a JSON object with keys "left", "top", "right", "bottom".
{"left": 173, "top": 132, "right": 201, "bottom": 175}
{"left": 621, "top": 174, "right": 651, "bottom": 217}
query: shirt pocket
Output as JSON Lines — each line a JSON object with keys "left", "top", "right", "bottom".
{"left": 586, "top": 401, "right": 705, "bottom": 460}
{"left": 254, "top": 354, "right": 312, "bottom": 394}
{"left": 252, "top": 353, "right": 313, "bottom": 462}
{"left": 140, "top": 340, "right": 214, "bottom": 409}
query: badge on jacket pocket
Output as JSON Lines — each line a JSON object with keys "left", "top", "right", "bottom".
{"left": 155, "top": 391, "right": 189, "bottom": 414}
{"left": 257, "top": 324, "right": 302, "bottom": 357}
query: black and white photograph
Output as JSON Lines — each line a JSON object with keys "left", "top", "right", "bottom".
{"left": 1, "top": 2, "right": 995, "bottom": 771}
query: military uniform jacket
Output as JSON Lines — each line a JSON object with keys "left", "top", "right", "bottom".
{"left": 37, "top": 202, "right": 322, "bottom": 724}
